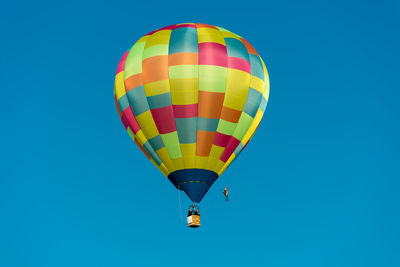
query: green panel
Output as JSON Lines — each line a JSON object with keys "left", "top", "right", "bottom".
{"left": 215, "top": 26, "right": 230, "bottom": 32}
{"left": 232, "top": 113, "right": 253, "bottom": 141}
{"left": 127, "top": 127, "right": 135, "bottom": 140}
{"left": 142, "top": 44, "right": 169, "bottom": 60}
{"left": 124, "top": 42, "right": 146, "bottom": 78}
{"left": 215, "top": 26, "right": 242, "bottom": 38}
{"left": 216, "top": 119, "right": 237, "bottom": 135}
{"left": 169, "top": 65, "right": 198, "bottom": 79}
{"left": 199, "top": 65, "right": 227, "bottom": 93}
{"left": 160, "top": 131, "right": 182, "bottom": 158}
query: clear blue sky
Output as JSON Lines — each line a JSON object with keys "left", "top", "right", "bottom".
{"left": 1, "top": 0, "right": 399, "bottom": 266}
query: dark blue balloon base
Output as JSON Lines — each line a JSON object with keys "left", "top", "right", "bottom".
{"left": 168, "top": 169, "right": 219, "bottom": 203}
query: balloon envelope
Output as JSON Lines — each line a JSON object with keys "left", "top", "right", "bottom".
{"left": 114, "top": 23, "right": 269, "bottom": 203}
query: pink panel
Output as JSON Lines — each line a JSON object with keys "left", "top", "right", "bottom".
{"left": 198, "top": 42, "right": 228, "bottom": 67}
{"left": 116, "top": 51, "right": 129, "bottom": 74}
{"left": 228, "top": 57, "right": 251, "bottom": 73}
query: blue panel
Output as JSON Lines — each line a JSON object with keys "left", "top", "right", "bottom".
{"left": 224, "top": 38, "right": 250, "bottom": 60}
{"left": 168, "top": 168, "right": 219, "bottom": 203}
{"left": 243, "top": 88, "right": 262, "bottom": 117}
{"left": 197, "top": 117, "right": 219, "bottom": 132}
{"left": 126, "top": 85, "right": 149, "bottom": 116}
{"left": 147, "top": 92, "right": 172, "bottom": 109}
{"left": 249, "top": 54, "right": 264, "bottom": 80}
{"left": 233, "top": 141, "right": 244, "bottom": 156}
{"left": 148, "top": 135, "right": 164, "bottom": 151}
{"left": 169, "top": 27, "right": 198, "bottom": 54}
{"left": 117, "top": 94, "right": 129, "bottom": 111}
{"left": 175, "top": 117, "right": 197, "bottom": 144}
{"left": 142, "top": 141, "right": 163, "bottom": 165}
{"left": 260, "top": 97, "right": 267, "bottom": 113}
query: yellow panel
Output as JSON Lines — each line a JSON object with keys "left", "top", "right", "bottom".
{"left": 135, "top": 111, "right": 159, "bottom": 139}
{"left": 160, "top": 163, "right": 170, "bottom": 176}
{"left": 171, "top": 158, "right": 185, "bottom": 170}
{"left": 145, "top": 30, "right": 172, "bottom": 47}
{"left": 148, "top": 158, "right": 167, "bottom": 177}
{"left": 136, "top": 35, "right": 149, "bottom": 43}
{"left": 114, "top": 72, "right": 126, "bottom": 99}
{"left": 214, "top": 160, "right": 225, "bottom": 173}
{"left": 135, "top": 130, "right": 147, "bottom": 145}
{"left": 220, "top": 31, "right": 241, "bottom": 39}
{"left": 197, "top": 28, "right": 225, "bottom": 45}
{"left": 180, "top": 143, "right": 196, "bottom": 168}
{"left": 209, "top": 145, "right": 224, "bottom": 159}
{"left": 223, "top": 93, "right": 247, "bottom": 111}
{"left": 180, "top": 143, "right": 196, "bottom": 155}
{"left": 157, "top": 147, "right": 176, "bottom": 172}
{"left": 181, "top": 156, "right": 195, "bottom": 169}
{"left": 206, "top": 157, "right": 220, "bottom": 172}
{"left": 260, "top": 57, "right": 270, "bottom": 100}
{"left": 170, "top": 84, "right": 198, "bottom": 105}
{"left": 241, "top": 109, "right": 263, "bottom": 145}
{"left": 218, "top": 154, "right": 235, "bottom": 176}
{"left": 141, "top": 125, "right": 159, "bottom": 139}
{"left": 264, "top": 81, "right": 270, "bottom": 100}
{"left": 170, "top": 77, "right": 198, "bottom": 90}
{"left": 250, "top": 76, "right": 265, "bottom": 94}
{"left": 195, "top": 156, "right": 209, "bottom": 169}
{"left": 144, "top": 79, "right": 171, "bottom": 96}
{"left": 227, "top": 69, "right": 250, "bottom": 97}
{"left": 263, "top": 75, "right": 270, "bottom": 101}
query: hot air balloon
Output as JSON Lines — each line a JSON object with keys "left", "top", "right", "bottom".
{"left": 114, "top": 23, "right": 269, "bottom": 227}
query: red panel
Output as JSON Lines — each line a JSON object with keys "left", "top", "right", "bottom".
{"left": 122, "top": 108, "right": 141, "bottom": 134}
{"left": 151, "top": 106, "right": 177, "bottom": 134}
{"left": 145, "top": 25, "right": 177, "bottom": 36}
{"left": 174, "top": 24, "right": 197, "bottom": 29}
{"left": 213, "top": 132, "right": 231, "bottom": 147}
{"left": 173, "top": 104, "right": 198, "bottom": 118}
{"left": 220, "top": 137, "right": 241, "bottom": 162}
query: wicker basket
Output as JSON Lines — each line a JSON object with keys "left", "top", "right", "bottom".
{"left": 187, "top": 215, "right": 201, "bottom": 228}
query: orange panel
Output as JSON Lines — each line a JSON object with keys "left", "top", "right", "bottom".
{"left": 168, "top": 53, "right": 198, "bottom": 66}
{"left": 196, "top": 23, "right": 217, "bottom": 29}
{"left": 142, "top": 55, "right": 169, "bottom": 84}
{"left": 198, "top": 91, "right": 225, "bottom": 119}
{"left": 196, "top": 130, "right": 216, "bottom": 156}
{"left": 240, "top": 38, "right": 258, "bottom": 56}
{"left": 220, "top": 106, "right": 242, "bottom": 123}
{"left": 125, "top": 73, "right": 143, "bottom": 91}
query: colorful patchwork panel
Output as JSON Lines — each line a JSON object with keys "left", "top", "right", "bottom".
{"left": 114, "top": 23, "right": 269, "bottom": 203}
